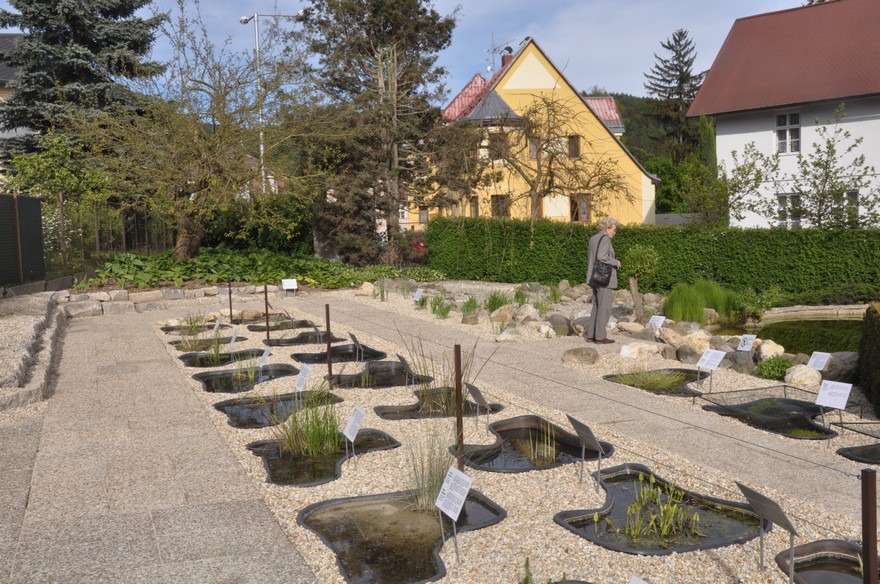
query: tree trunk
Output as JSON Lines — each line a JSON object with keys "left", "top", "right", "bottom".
{"left": 630, "top": 275, "right": 645, "bottom": 323}
{"left": 173, "top": 211, "right": 204, "bottom": 260}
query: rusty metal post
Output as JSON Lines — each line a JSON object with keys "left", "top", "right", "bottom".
{"left": 454, "top": 344, "right": 464, "bottom": 471}
{"left": 263, "top": 284, "right": 271, "bottom": 345}
{"left": 325, "top": 304, "right": 333, "bottom": 390}
{"left": 13, "top": 189, "right": 24, "bottom": 284}
{"left": 864, "top": 468, "right": 878, "bottom": 584}
{"left": 227, "top": 281, "right": 234, "bottom": 322}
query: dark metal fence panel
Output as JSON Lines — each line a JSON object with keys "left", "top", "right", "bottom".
{"left": 0, "top": 194, "right": 45, "bottom": 286}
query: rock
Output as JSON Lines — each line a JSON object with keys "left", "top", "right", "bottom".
{"left": 792, "top": 353, "right": 810, "bottom": 365}
{"left": 629, "top": 329, "right": 658, "bottom": 343}
{"left": 107, "top": 289, "right": 128, "bottom": 301}
{"left": 490, "top": 305, "right": 514, "bottom": 324}
{"left": 241, "top": 309, "right": 262, "bottom": 320}
{"left": 514, "top": 304, "right": 541, "bottom": 324}
{"left": 709, "top": 336, "right": 728, "bottom": 350}
{"left": 203, "top": 286, "right": 219, "bottom": 296}
{"left": 644, "top": 293, "right": 663, "bottom": 305}
{"left": 135, "top": 301, "right": 166, "bottom": 313}
{"left": 611, "top": 305, "right": 633, "bottom": 319}
{"left": 562, "top": 347, "right": 599, "bottom": 364}
{"left": 618, "top": 322, "right": 645, "bottom": 333}
{"left": 87, "top": 291, "right": 111, "bottom": 302}
{"left": 658, "top": 327, "right": 686, "bottom": 348}
{"left": 495, "top": 325, "right": 525, "bottom": 343}
{"left": 676, "top": 344, "right": 701, "bottom": 364}
{"left": 185, "top": 288, "right": 205, "bottom": 299}
{"left": 162, "top": 288, "right": 185, "bottom": 300}
{"left": 824, "top": 352, "right": 859, "bottom": 383}
{"left": 64, "top": 301, "right": 103, "bottom": 318}
{"left": 520, "top": 281, "right": 543, "bottom": 293}
{"left": 241, "top": 285, "right": 256, "bottom": 294}
{"left": 661, "top": 345, "right": 678, "bottom": 360}
{"left": 537, "top": 323, "right": 556, "bottom": 337}
{"left": 683, "top": 330, "right": 712, "bottom": 353}
{"left": 129, "top": 290, "right": 164, "bottom": 303}
{"left": 355, "top": 282, "right": 375, "bottom": 297}
{"left": 728, "top": 351, "right": 757, "bottom": 375}
{"left": 570, "top": 317, "right": 590, "bottom": 336}
{"left": 69, "top": 294, "right": 90, "bottom": 302}
{"left": 614, "top": 289, "right": 633, "bottom": 304}
{"left": 703, "top": 307, "right": 720, "bottom": 325}
{"left": 619, "top": 342, "right": 667, "bottom": 360}
{"left": 757, "top": 339, "right": 785, "bottom": 361}
{"left": 461, "top": 314, "right": 479, "bottom": 325}
{"left": 102, "top": 301, "right": 136, "bottom": 315}
{"left": 545, "top": 313, "right": 571, "bottom": 336}
{"left": 785, "top": 364, "right": 822, "bottom": 391}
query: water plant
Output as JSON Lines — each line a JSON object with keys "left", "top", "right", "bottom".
{"left": 406, "top": 426, "right": 452, "bottom": 514}
{"left": 273, "top": 392, "right": 342, "bottom": 457}
{"left": 207, "top": 336, "right": 224, "bottom": 365}
{"left": 754, "top": 355, "right": 794, "bottom": 380}
{"left": 662, "top": 279, "right": 739, "bottom": 324}
{"left": 234, "top": 357, "right": 258, "bottom": 385}
{"left": 430, "top": 294, "right": 452, "bottom": 319}
{"left": 625, "top": 473, "right": 700, "bottom": 542}
{"left": 378, "top": 280, "right": 387, "bottom": 302}
{"left": 461, "top": 295, "right": 479, "bottom": 316}
{"left": 486, "top": 290, "right": 512, "bottom": 313}
{"left": 180, "top": 312, "right": 208, "bottom": 336}
{"left": 614, "top": 369, "right": 690, "bottom": 393}
{"left": 514, "top": 288, "right": 528, "bottom": 306}
{"left": 527, "top": 420, "right": 557, "bottom": 466}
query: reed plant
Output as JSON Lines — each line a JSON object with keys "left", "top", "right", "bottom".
{"left": 180, "top": 312, "right": 208, "bottom": 336}
{"left": 415, "top": 294, "right": 429, "bottom": 309}
{"left": 406, "top": 426, "right": 453, "bottom": 513}
{"left": 662, "top": 282, "right": 706, "bottom": 323}
{"left": 485, "top": 290, "right": 512, "bottom": 313}
{"left": 625, "top": 473, "right": 700, "bottom": 541}
{"left": 430, "top": 295, "right": 452, "bottom": 319}
{"left": 514, "top": 288, "right": 528, "bottom": 306}
{"left": 274, "top": 392, "right": 341, "bottom": 457}
{"left": 461, "top": 295, "right": 479, "bottom": 316}
{"left": 207, "top": 336, "right": 224, "bottom": 366}
{"left": 527, "top": 420, "right": 557, "bottom": 466}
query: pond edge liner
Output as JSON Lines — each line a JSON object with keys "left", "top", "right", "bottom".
{"left": 836, "top": 442, "right": 880, "bottom": 464}
{"left": 211, "top": 391, "right": 344, "bottom": 428}
{"left": 602, "top": 367, "right": 708, "bottom": 397}
{"left": 296, "top": 488, "right": 507, "bottom": 583}
{"left": 374, "top": 386, "right": 505, "bottom": 420}
{"left": 191, "top": 363, "right": 300, "bottom": 393}
{"left": 160, "top": 323, "right": 232, "bottom": 334}
{"left": 700, "top": 398, "right": 839, "bottom": 440}
{"left": 328, "top": 360, "right": 434, "bottom": 389}
{"left": 554, "top": 462, "right": 767, "bottom": 556}
{"left": 177, "top": 348, "right": 266, "bottom": 368}
{"left": 457, "top": 414, "right": 615, "bottom": 474}
{"left": 774, "top": 538, "right": 879, "bottom": 584}
{"left": 262, "top": 332, "right": 346, "bottom": 347}
{"left": 246, "top": 319, "right": 316, "bottom": 332}
{"left": 246, "top": 428, "right": 401, "bottom": 488}
{"left": 291, "top": 344, "right": 387, "bottom": 364}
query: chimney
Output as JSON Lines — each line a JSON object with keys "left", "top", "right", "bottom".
{"left": 500, "top": 46, "right": 513, "bottom": 68}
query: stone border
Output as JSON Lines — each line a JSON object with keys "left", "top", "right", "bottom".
{"left": 760, "top": 304, "right": 869, "bottom": 324}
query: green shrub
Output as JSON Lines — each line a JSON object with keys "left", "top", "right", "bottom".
{"left": 662, "top": 283, "right": 706, "bottom": 323}
{"left": 860, "top": 303, "right": 880, "bottom": 417}
{"left": 778, "top": 283, "right": 880, "bottom": 307}
{"left": 754, "top": 355, "right": 794, "bottom": 380}
{"left": 486, "top": 290, "right": 512, "bottom": 312}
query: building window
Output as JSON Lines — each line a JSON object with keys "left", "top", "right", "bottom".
{"left": 777, "top": 193, "right": 802, "bottom": 228}
{"left": 419, "top": 207, "right": 428, "bottom": 224}
{"left": 491, "top": 195, "right": 510, "bottom": 218}
{"left": 487, "top": 132, "right": 508, "bottom": 160}
{"left": 528, "top": 138, "right": 537, "bottom": 159}
{"left": 834, "top": 190, "right": 860, "bottom": 227}
{"left": 570, "top": 194, "right": 591, "bottom": 223}
{"left": 568, "top": 135, "right": 581, "bottom": 158}
{"left": 776, "top": 113, "right": 800, "bottom": 154}
{"left": 470, "top": 197, "right": 479, "bottom": 218}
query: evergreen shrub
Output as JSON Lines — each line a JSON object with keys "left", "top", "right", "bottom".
{"left": 860, "top": 303, "right": 880, "bottom": 417}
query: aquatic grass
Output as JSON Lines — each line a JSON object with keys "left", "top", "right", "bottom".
{"left": 662, "top": 282, "right": 706, "bottom": 323}
{"left": 406, "top": 426, "right": 453, "bottom": 514}
{"left": 180, "top": 312, "right": 208, "bottom": 336}
{"left": 485, "top": 290, "right": 512, "bottom": 313}
{"left": 625, "top": 473, "right": 700, "bottom": 542}
{"left": 273, "top": 392, "right": 341, "bottom": 457}
{"left": 514, "top": 288, "right": 528, "bottom": 306}
{"left": 527, "top": 420, "right": 557, "bottom": 466}
{"left": 693, "top": 279, "right": 737, "bottom": 316}
{"left": 461, "top": 295, "right": 479, "bottom": 316}
{"left": 614, "top": 370, "right": 690, "bottom": 393}
{"left": 430, "top": 295, "right": 452, "bottom": 319}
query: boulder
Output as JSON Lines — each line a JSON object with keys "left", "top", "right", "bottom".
{"left": 562, "top": 347, "right": 599, "bottom": 365}
{"left": 129, "top": 290, "right": 163, "bottom": 303}
{"left": 619, "top": 342, "right": 667, "bottom": 360}
{"left": 703, "top": 307, "right": 720, "bottom": 325}
{"left": 65, "top": 301, "right": 103, "bottom": 318}
{"left": 676, "top": 344, "right": 701, "bottom": 364}
{"left": 87, "top": 291, "right": 111, "bottom": 302}
{"left": 709, "top": 336, "right": 728, "bottom": 350}
{"left": 495, "top": 325, "right": 526, "bottom": 343}
{"left": 514, "top": 304, "right": 541, "bottom": 324}
{"left": 824, "top": 352, "right": 859, "bottom": 383}
{"left": 658, "top": 327, "right": 686, "bottom": 348}
{"left": 683, "top": 330, "right": 712, "bottom": 353}
{"left": 629, "top": 329, "right": 659, "bottom": 343}
{"left": 241, "top": 309, "right": 262, "bottom": 320}
{"left": 728, "top": 351, "right": 757, "bottom": 375}
{"left": 490, "top": 305, "right": 515, "bottom": 324}
{"left": 545, "top": 313, "right": 572, "bottom": 336}
{"left": 661, "top": 345, "right": 678, "bottom": 360}
{"left": 355, "top": 282, "right": 375, "bottom": 297}
{"left": 618, "top": 322, "right": 645, "bottom": 333}
{"left": 785, "top": 364, "right": 822, "bottom": 391}
{"left": 102, "top": 301, "right": 136, "bottom": 315}
{"left": 757, "top": 339, "right": 785, "bottom": 361}
{"left": 570, "top": 317, "right": 590, "bottom": 336}
{"left": 162, "top": 288, "right": 185, "bottom": 300}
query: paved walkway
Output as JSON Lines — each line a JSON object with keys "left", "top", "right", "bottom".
{"left": 1, "top": 309, "right": 316, "bottom": 583}
{"left": 1, "top": 289, "right": 873, "bottom": 583}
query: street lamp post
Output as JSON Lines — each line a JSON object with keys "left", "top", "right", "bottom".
{"left": 240, "top": 12, "right": 299, "bottom": 195}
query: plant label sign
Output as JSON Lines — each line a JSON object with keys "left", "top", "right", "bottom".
{"left": 343, "top": 405, "right": 365, "bottom": 442}
{"left": 213, "top": 317, "right": 222, "bottom": 333}
{"left": 294, "top": 364, "right": 312, "bottom": 392}
{"left": 435, "top": 466, "right": 473, "bottom": 522}
{"left": 413, "top": 288, "right": 424, "bottom": 301}
{"left": 281, "top": 278, "right": 298, "bottom": 290}
{"left": 696, "top": 349, "right": 726, "bottom": 370}
{"left": 808, "top": 351, "right": 831, "bottom": 371}
{"left": 628, "top": 577, "right": 648, "bottom": 584}
{"left": 229, "top": 328, "right": 238, "bottom": 347}
{"left": 257, "top": 348, "right": 272, "bottom": 368}
{"left": 816, "top": 380, "right": 852, "bottom": 410}
{"left": 648, "top": 315, "right": 666, "bottom": 329}
{"left": 736, "top": 334, "right": 757, "bottom": 352}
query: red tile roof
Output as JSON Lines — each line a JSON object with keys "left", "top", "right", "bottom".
{"left": 441, "top": 73, "right": 488, "bottom": 121}
{"left": 688, "top": 0, "right": 880, "bottom": 117}
{"left": 584, "top": 97, "right": 625, "bottom": 133}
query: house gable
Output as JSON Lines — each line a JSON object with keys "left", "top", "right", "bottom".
{"left": 500, "top": 52, "right": 561, "bottom": 91}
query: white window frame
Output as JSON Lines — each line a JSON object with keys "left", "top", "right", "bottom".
{"left": 777, "top": 193, "right": 802, "bottom": 228}
{"left": 775, "top": 113, "right": 800, "bottom": 154}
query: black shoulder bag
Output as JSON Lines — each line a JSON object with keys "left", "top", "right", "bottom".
{"left": 588, "top": 234, "right": 613, "bottom": 288}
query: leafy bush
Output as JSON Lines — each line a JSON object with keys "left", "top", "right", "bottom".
{"left": 777, "top": 283, "right": 880, "bottom": 307}
{"left": 754, "top": 355, "right": 794, "bottom": 380}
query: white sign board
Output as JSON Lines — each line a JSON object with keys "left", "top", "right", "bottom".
{"left": 228, "top": 328, "right": 238, "bottom": 346}
{"left": 648, "top": 315, "right": 666, "bottom": 328}
{"left": 628, "top": 577, "right": 648, "bottom": 584}
{"left": 257, "top": 348, "right": 272, "bottom": 368}
{"left": 213, "top": 317, "right": 222, "bottom": 333}
{"left": 413, "top": 288, "right": 424, "bottom": 301}
{"left": 343, "top": 405, "right": 366, "bottom": 442}
{"left": 293, "top": 364, "right": 312, "bottom": 392}
{"left": 816, "top": 380, "right": 852, "bottom": 410}
{"left": 696, "top": 349, "right": 727, "bottom": 370}
{"left": 435, "top": 466, "right": 473, "bottom": 522}
{"left": 281, "top": 278, "right": 298, "bottom": 290}
{"left": 736, "top": 334, "right": 757, "bottom": 352}
{"left": 807, "top": 351, "right": 831, "bottom": 371}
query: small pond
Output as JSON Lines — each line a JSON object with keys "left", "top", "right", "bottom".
{"left": 169, "top": 336, "right": 248, "bottom": 352}
{"left": 192, "top": 363, "right": 299, "bottom": 393}
{"left": 178, "top": 348, "right": 265, "bottom": 368}
{"left": 264, "top": 331, "right": 345, "bottom": 347}
{"left": 247, "top": 319, "right": 316, "bottom": 333}
{"left": 212, "top": 391, "right": 343, "bottom": 428}
{"left": 328, "top": 360, "right": 433, "bottom": 389}
{"left": 701, "top": 396, "right": 837, "bottom": 440}
{"left": 775, "top": 539, "right": 879, "bottom": 583}
{"left": 298, "top": 490, "right": 506, "bottom": 584}
{"left": 554, "top": 463, "right": 763, "bottom": 555}
{"left": 160, "top": 323, "right": 231, "bottom": 334}
{"left": 247, "top": 429, "right": 399, "bottom": 486}
{"left": 603, "top": 368, "right": 707, "bottom": 397}
{"left": 293, "top": 343, "right": 387, "bottom": 364}
{"left": 460, "top": 415, "right": 613, "bottom": 473}
{"left": 375, "top": 386, "right": 504, "bottom": 421}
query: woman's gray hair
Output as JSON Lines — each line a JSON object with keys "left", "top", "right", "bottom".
{"left": 598, "top": 216, "right": 619, "bottom": 230}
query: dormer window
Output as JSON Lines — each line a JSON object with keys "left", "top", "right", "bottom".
{"left": 776, "top": 113, "right": 800, "bottom": 154}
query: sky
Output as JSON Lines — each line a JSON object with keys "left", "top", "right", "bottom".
{"left": 0, "top": 0, "right": 802, "bottom": 99}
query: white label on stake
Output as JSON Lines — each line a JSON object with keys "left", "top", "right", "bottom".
{"left": 213, "top": 317, "right": 222, "bottom": 333}
{"left": 294, "top": 364, "right": 312, "bottom": 393}
{"left": 282, "top": 278, "right": 298, "bottom": 290}
{"left": 648, "top": 315, "right": 666, "bottom": 328}
{"left": 696, "top": 349, "right": 726, "bottom": 370}
{"left": 257, "top": 348, "right": 272, "bottom": 368}
{"left": 816, "top": 380, "right": 852, "bottom": 410}
{"left": 808, "top": 351, "right": 831, "bottom": 371}
{"left": 228, "top": 328, "right": 238, "bottom": 346}
{"left": 435, "top": 466, "right": 473, "bottom": 522}
{"left": 628, "top": 578, "right": 649, "bottom": 584}
{"left": 343, "top": 405, "right": 365, "bottom": 442}
{"left": 736, "top": 334, "right": 757, "bottom": 352}
{"left": 413, "top": 288, "right": 424, "bottom": 301}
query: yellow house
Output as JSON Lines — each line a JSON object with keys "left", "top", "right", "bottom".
{"left": 403, "top": 37, "right": 656, "bottom": 229}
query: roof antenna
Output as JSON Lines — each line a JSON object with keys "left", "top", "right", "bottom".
{"left": 486, "top": 33, "right": 517, "bottom": 74}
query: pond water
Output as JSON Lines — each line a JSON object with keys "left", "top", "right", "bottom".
{"left": 718, "top": 319, "right": 862, "bottom": 354}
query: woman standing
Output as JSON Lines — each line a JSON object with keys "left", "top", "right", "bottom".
{"left": 586, "top": 216, "right": 620, "bottom": 343}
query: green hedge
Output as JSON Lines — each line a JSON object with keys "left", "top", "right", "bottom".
{"left": 860, "top": 303, "right": 880, "bottom": 417}
{"left": 425, "top": 217, "right": 880, "bottom": 294}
